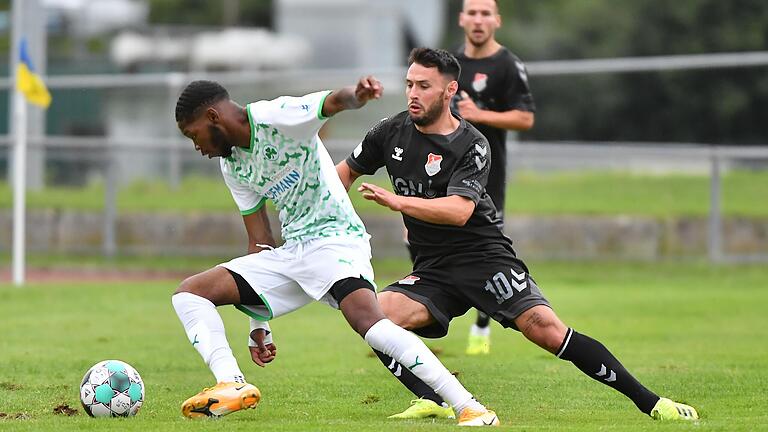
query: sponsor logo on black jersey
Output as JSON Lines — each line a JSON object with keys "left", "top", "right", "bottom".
{"left": 391, "top": 146, "right": 404, "bottom": 161}
{"left": 391, "top": 176, "right": 437, "bottom": 198}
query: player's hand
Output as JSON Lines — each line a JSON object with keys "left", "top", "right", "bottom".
{"left": 358, "top": 182, "right": 401, "bottom": 211}
{"left": 457, "top": 90, "right": 481, "bottom": 122}
{"left": 355, "top": 76, "right": 383, "bottom": 104}
{"left": 249, "top": 329, "right": 277, "bottom": 367}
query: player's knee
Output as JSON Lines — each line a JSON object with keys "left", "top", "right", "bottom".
{"left": 378, "top": 292, "right": 428, "bottom": 330}
{"left": 518, "top": 306, "right": 568, "bottom": 353}
{"left": 174, "top": 272, "right": 223, "bottom": 304}
{"left": 537, "top": 326, "right": 568, "bottom": 353}
{"left": 175, "top": 275, "right": 198, "bottom": 296}
{"left": 378, "top": 292, "right": 407, "bottom": 325}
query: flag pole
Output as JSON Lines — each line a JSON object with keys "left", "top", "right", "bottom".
{"left": 10, "top": 0, "right": 27, "bottom": 286}
{"left": 12, "top": 87, "right": 28, "bottom": 286}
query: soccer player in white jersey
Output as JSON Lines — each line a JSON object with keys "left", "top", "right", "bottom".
{"left": 171, "top": 77, "right": 499, "bottom": 426}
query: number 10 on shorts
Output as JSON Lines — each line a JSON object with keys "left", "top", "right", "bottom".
{"left": 483, "top": 269, "right": 528, "bottom": 304}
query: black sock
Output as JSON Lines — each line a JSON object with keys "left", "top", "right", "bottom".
{"left": 475, "top": 311, "right": 490, "bottom": 328}
{"left": 557, "top": 328, "right": 660, "bottom": 415}
{"left": 372, "top": 349, "right": 445, "bottom": 405}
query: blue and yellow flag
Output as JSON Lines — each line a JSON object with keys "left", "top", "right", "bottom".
{"left": 16, "top": 38, "right": 51, "bottom": 109}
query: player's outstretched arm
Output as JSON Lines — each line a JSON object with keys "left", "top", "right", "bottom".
{"left": 321, "top": 76, "right": 382, "bottom": 118}
{"left": 358, "top": 182, "right": 475, "bottom": 226}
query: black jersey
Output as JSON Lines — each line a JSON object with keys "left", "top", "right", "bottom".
{"left": 453, "top": 46, "right": 536, "bottom": 215}
{"left": 346, "top": 111, "right": 515, "bottom": 258}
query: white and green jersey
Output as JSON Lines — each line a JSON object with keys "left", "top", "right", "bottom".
{"left": 220, "top": 91, "right": 367, "bottom": 243}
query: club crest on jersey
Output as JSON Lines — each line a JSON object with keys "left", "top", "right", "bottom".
{"left": 398, "top": 275, "right": 420, "bottom": 285}
{"left": 472, "top": 72, "right": 488, "bottom": 93}
{"left": 425, "top": 153, "right": 443, "bottom": 177}
{"left": 391, "top": 147, "right": 404, "bottom": 161}
{"left": 263, "top": 145, "right": 278, "bottom": 161}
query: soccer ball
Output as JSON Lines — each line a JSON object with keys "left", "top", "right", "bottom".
{"left": 79, "top": 360, "right": 144, "bottom": 417}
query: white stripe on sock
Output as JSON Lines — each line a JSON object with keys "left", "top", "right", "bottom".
{"left": 556, "top": 328, "right": 574, "bottom": 358}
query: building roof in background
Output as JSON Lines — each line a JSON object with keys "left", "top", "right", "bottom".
{"left": 111, "top": 28, "right": 310, "bottom": 71}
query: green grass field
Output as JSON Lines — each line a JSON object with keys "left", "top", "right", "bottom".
{"left": 1, "top": 169, "right": 767, "bottom": 216}
{"left": 1, "top": 259, "right": 767, "bottom": 431}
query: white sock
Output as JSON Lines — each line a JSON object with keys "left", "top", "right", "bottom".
{"left": 364, "top": 319, "right": 486, "bottom": 414}
{"left": 470, "top": 324, "right": 491, "bottom": 337}
{"left": 172, "top": 292, "right": 245, "bottom": 383}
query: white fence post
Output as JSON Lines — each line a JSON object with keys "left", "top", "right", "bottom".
{"left": 708, "top": 150, "right": 723, "bottom": 263}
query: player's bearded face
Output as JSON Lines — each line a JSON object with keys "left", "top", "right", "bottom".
{"left": 410, "top": 91, "right": 445, "bottom": 127}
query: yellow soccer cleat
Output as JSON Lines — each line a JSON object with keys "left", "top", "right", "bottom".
{"left": 181, "top": 382, "right": 261, "bottom": 418}
{"left": 650, "top": 397, "right": 699, "bottom": 421}
{"left": 388, "top": 398, "right": 456, "bottom": 419}
{"left": 457, "top": 408, "right": 500, "bottom": 427}
{"left": 466, "top": 333, "right": 491, "bottom": 355}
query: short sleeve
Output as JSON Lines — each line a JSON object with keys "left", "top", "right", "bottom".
{"left": 221, "top": 160, "right": 267, "bottom": 215}
{"left": 252, "top": 90, "right": 332, "bottom": 140}
{"left": 446, "top": 135, "right": 490, "bottom": 204}
{"left": 345, "top": 118, "right": 388, "bottom": 175}
{"left": 505, "top": 58, "right": 536, "bottom": 113}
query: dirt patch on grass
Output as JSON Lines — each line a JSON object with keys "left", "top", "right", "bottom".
{"left": 0, "top": 412, "right": 30, "bottom": 420}
{"left": 0, "top": 382, "right": 22, "bottom": 390}
{"left": 53, "top": 404, "right": 78, "bottom": 416}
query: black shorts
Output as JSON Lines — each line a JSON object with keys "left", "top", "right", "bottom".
{"left": 383, "top": 245, "right": 550, "bottom": 338}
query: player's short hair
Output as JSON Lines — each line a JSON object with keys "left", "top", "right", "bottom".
{"left": 463, "top": 0, "right": 499, "bottom": 12}
{"left": 175, "top": 80, "right": 229, "bottom": 124}
{"left": 408, "top": 47, "right": 461, "bottom": 82}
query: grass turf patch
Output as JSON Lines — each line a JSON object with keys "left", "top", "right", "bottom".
{"left": 0, "top": 260, "right": 766, "bottom": 430}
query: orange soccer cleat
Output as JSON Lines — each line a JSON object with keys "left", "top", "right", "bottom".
{"left": 181, "top": 382, "right": 261, "bottom": 418}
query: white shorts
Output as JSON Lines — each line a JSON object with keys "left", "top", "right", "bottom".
{"left": 218, "top": 236, "right": 375, "bottom": 321}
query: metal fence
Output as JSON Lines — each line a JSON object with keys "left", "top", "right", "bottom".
{"left": 1, "top": 136, "right": 767, "bottom": 262}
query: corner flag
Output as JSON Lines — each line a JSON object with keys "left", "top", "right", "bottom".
{"left": 16, "top": 38, "right": 51, "bottom": 108}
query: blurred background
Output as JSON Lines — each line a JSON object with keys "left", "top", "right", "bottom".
{"left": 0, "top": 0, "right": 767, "bottom": 272}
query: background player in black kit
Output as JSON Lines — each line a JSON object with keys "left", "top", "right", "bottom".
{"left": 455, "top": 0, "right": 537, "bottom": 357}
{"left": 336, "top": 47, "right": 698, "bottom": 423}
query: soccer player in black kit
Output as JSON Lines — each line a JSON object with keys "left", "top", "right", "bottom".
{"left": 336, "top": 47, "right": 698, "bottom": 424}
{"left": 454, "top": 0, "right": 536, "bottom": 357}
